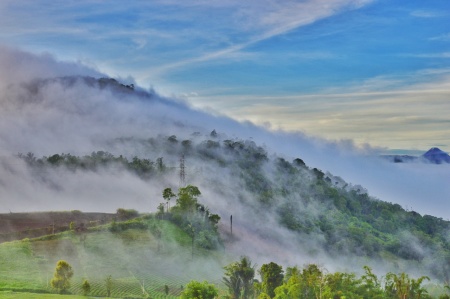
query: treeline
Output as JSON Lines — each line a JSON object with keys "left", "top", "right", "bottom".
{"left": 213, "top": 257, "right": 450, "bottom": 299}
{"left": 18, "top": 151, "right": 168, "bottom": 179}
{"left": 180, "top": 256, "right": 450, "bottom": 298}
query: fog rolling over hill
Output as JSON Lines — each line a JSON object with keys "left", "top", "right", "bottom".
{"left": 0, "top": 47, "right": 449, "bottom": 218}
{"left": 0, "top": 47, "right": 449, "bottom": 281}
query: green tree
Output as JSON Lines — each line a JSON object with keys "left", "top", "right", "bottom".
{"left": 50, "top": 260, "right": 74, "bottom": 294}
{"left": 258, "top": 293, "right": 271, "bottom": 299}
{"left": 116, "top": 208, "right": 139, "bottom": 220}
{"left": 274, "top": 264, "right": 327, "bottom": 299}
{"left": 163, "top": 187, "right": 176, "bottom": 212}
{"left": 300, "top": 264, "right": 327, "bottom": 299}
{"left": 410, "top": 276, "right": 430, "bottom": 299}
{"left": 324, "top": 271, "right": 360, "bottom": 299}
{"left": 360, "top": 265, "right": 384, "bottom": 298}
{"left": 81, "top": 279, "right": 91, "bottom": 296}
{"left": 176, "top": 185, "right": 201, "bottom": 213}
{"left": 385, "top": 272, "right": 430, "bottom": 299}
{"left": 180, "top": 280, "right": 218, "bottom": 299}
{"left": 105, "top": 275, "right": 113, "bottom": 297}
{"left": 157, "top": 202, "right": 165, "bottom": 219}
{"left": 274, "top": 268, "right": 302, "bottom": 299}
{"left": 223, "top": 256, "right": 256, "bottom": 299}
{"left": 259, "top": 262, "right": 284, "bottom": 298}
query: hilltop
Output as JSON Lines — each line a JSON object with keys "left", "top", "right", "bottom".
{"left": 382, "top": 146, "right": 450, "bottom": 164}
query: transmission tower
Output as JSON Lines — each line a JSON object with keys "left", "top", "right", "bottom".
{"left": 179, "top": 154, "right": 186, "bottom": 187}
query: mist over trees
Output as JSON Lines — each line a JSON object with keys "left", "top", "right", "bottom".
{"left": 16, "top": 131, "right": 450, "bottom": 284}
{"left": 0, "top": 67, "right": 448, "bottom": 297}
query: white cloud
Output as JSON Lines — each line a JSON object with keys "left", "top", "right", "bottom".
{"left": 408, "top": 52, "right": 450, "bottom": 58}
{"left": 138, "top": 0, "right": 375, "bottom": 76}
{"left": 429, "top": 33, "right": 450, "bottom": 41}
{"left": 410, "top": 10, "right": 445, "bottom": 18}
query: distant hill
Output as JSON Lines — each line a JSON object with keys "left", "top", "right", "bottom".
{"left": 422, "top": 147, "right": 450, "bottom": 164}
{"left": 381, "top": 147, "right": 450, "bottom": 164}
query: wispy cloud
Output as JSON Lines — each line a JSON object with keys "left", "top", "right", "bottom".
{"left": 404, "top": 52, "right": 450, "bottom": 58}
{"left": 429, "top": 33, "right": 450, "bottom": 41}
{"left": 410, "top": 10, "right": 446, "bottom": 18}
{"left": 192, "top": 69, "right": 450, "bottom": 150}
{"left": 140, "top": 0, "right": 376, "bottom": 77}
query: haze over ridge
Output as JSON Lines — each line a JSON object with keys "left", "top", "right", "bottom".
{"left": 0, "top": 46, "right": 449, "bottom": 221}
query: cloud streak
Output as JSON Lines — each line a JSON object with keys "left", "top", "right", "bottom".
{"left": 144, "top": 0, "right": 376, "bottom": 76}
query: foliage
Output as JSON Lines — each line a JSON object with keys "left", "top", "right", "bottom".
{"left": 272, "top": 263, "right": 437, "bottom": 299}
{"left": 19, "top": 150, "right": 167, "bottom": 179}
{"left": 109, "top": 218, "right": 148, "bottom": 232}
{"left": 50, "top": 260, "right": 73, "bottom": 294}
{"left": 223, "top": 256, "right": 256, "bottom": 299}
{"left": 105, "top": 275, "right": 113, "bottom": 297}
{"left": 259, "top": 262, "right": 284, "bottom": 298}
{"left": 385, "top": 271, "right": 430, "bottom": 299}
{"left": 180, "top": 280, "right": 218, "bottom": 299}
{"left": 116, "top": 208, "right": 139, "bottom": 220}
{"left": 81, "top": 279, "right": 90, "bottom": 296}
{"left": 164, "top": 185, "right": 221, "bottom": 250}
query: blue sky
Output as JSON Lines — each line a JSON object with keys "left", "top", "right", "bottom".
{"left": 1, "top": 0, "right": 449, "bottom": 152}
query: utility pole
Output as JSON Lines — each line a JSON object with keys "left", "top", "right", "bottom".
{"left": 188, "top": 223, "right": 195, "bottom": 260}
{"left": 230, "top": 215, "right": 233, "bottom": 236}
{"left": 179, "top": 154, "right": 186, "bottom": 187}
{"left": 51, "top": 222, "right": 55, "bottom": 235}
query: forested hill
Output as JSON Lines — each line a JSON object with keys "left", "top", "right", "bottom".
{"left": 18, "top": 133, "right": 450, "bottom": 283}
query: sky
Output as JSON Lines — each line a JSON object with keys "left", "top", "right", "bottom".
{"left": 0, "top": 0, "right": 450, "bottom": 152}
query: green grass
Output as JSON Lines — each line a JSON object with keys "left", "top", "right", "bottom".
{"left": 0, "top": 291, "right": 101, "bottom": 298}
{"left": 0, "top": 217, "right": 221, "bottom": 298}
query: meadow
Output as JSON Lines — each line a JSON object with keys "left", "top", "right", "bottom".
{"left": 0, "top": 216, "right": 222, "bottom": 298}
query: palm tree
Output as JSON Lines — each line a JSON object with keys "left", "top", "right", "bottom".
{"left": 223, "top": 256, "right": 256, "bottom": 299}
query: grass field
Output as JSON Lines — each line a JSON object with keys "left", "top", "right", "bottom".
{"left": 0, "top": 217, "right": 223, "bottom": 298}
{"left": 0, "top": 291, "right": 107, "bottom": 298}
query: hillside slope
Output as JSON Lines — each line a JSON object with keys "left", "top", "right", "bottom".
{"left": 16, "top": 134, "right": 450, "bottom": 284}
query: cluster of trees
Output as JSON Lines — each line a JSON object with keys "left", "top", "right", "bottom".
{"left": 158, "top": 185, "right": 221, "bottom": 250}
{"left": 180, "top": 256, "right": 450, "bottom": 299}
{"left": 49, "top": 256, "right": 450, "bottom": 298}
{"left": 18, "top": 151, "right": 167, "bottom": 179}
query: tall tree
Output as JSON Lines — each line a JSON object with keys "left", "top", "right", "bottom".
{"left": 51, "top": 260, "right": 74, "bottom": 294}
{"left": 162, "top": 187, "right": 176, "bottom": 212}
{"left": 176, "top": 185, "right": 201, "bottom": 213}
{"left": 259, "top": 262, "right": 284, "bottom": 298}
{"left": 81, "top": 279, "right": 91, "bottom": 296}
{"left": 223, "top": 256, "right": 256, "bottom": 299}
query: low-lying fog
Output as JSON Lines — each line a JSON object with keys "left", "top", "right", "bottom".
{"left": 1, "top": 46, "right": 449, "bottom": 281}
